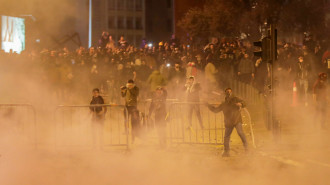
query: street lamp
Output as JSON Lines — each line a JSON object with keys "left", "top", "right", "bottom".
{"left": 89, "top": 0, "right": 92, "bottom": 48}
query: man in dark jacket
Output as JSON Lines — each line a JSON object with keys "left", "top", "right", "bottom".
{"left": 207, "top": 88, "right": 248, "bottom": 157}
{"left": 238, "top": 53, "right": 255, "bottom": 84}
{"left": 185, "top": 76, "right": 203, "bottom": 129}
{"left": 148, "top": 87, "right": 168, "bottom": 147}
{"left": 121, "top": 79, "right": 140, "bottom": 142}
{"left": 168, "top": 63, "right": 186, "bottom": 98}
{"left": 90, "top": 88, "right": 106, "bottom": 148}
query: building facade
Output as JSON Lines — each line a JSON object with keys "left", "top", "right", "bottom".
{"left": 91, "top": 0, "right": 146, "bottom": 47}
{"left": 145, "top": 0, "right": 174, "bottom": 43}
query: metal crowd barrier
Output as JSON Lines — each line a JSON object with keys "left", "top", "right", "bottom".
{"left": 139, "top": 99, "right": 179, "bottom": 129}
{"left": 0, "top": 104, "right": 37, "bottom": 147}
{"left": 228, "top": 79, "right": 265, "bottom": 105}
{"left": 241, "top": 107, "right": 256, "bottom": 148}
{"left": 54, "top": 104, "right": 129, "bottom": 149}
{"left": 167, "top": 102, "right": 225, "bottom": 145}
{"left": 136, "top": 100, "right": 256, "bottom": 148}
{"left": 167, "top": 102, "right": 256, "bottom": 148}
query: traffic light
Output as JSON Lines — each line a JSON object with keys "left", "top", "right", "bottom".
{"left": 253, "top": 37, "right": 271, "bottom": 62}
{"left": 253, "top": 26, "right": 277, "bottom": 63}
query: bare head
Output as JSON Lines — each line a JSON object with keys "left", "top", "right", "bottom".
{"left": 92, "top": 88, "right": 100, "bottom": 97}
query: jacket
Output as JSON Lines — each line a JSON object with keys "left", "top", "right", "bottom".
{"left": 208, "top": 95, "right": 245, "bottom": 127}
{"left": 121, "top": 86, "right": 139, "bottom": 107}
{"left": 147, "top": 70, "right": 167, "bottom": 91}
{"left": 204, "top": 62, "right": 218, "bottom": 83}
{"left": 149, "top": 90, "right": 167, "bottom": 117}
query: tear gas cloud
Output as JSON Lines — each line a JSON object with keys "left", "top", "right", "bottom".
{"left": 0, "top": 0, "right": 329, "bottom": 185}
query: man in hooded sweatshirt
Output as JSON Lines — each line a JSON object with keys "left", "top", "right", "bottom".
{"left": 207, "top": 88, "right": 248, "bottom": 157}
{"left": 147, "top": 69, "right": 167, "bottom": 94}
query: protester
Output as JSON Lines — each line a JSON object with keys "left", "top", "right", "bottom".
{"left": 121, "top": 79, "right": 140, "bottom": 143}
{"left": 185, "top": 76, "right": 204, "bottom": 129}
{"left": 207, "top": 88, "right": 248, "bottom": 157}
{"left": 90, "top": 88, "right": 106, "bottom": 149}
{"left": 148, "top": 87, "right": 168, "bottom": 147}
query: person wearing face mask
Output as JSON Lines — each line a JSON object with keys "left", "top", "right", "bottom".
{"left": 121, "top": 79, "right": 140, "bottom": 143}
{"left": 207, "top": 88, "right": 248, "bottom": 157}
{"left": 185, "top": 76, "right": 204, "bottom": 129}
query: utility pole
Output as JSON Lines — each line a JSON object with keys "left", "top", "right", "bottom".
{"left": 89, "top": 0, "right": 92, "bottom": 48}
{"left": 253, "top": 22, "right": 279, "bottom": 140}
{"left": 269, "top": 24, "right": 280, "bottom": 140}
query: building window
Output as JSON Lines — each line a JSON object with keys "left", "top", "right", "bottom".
{"left": 127, "top": 0, "right": 134, "bottom": 10}
{"left": 135, "top": 0, "right": 142, "bottom": 11}
{"left": 117, "top": 0, "right": 126, "bottom": 10}
{"left": 135, "top": 17, "right": 143, "bottom": 30}
{"left": 117, "top": 17, "right": 125, "bottom": 29}
{"left": 126, "top": 17, "right": 133, "bottom": 29}
{"left": 108, "top": 0, "right": 116, "bottom": 10}
{"left": 108, "top": 16, "right": 115, "bottom": 29}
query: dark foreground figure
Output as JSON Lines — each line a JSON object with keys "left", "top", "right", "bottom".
{"left": 149, "top": 87, "right": 168, "bottom": 148}
{"left": 185, "top": 76, "right": 203, "bottom": 129}
{"left": 207, "top": 88, "right": 248, "bottom": 157}
{"left": 90, "top": 88, "right": 106, "bottom": 149}
{"left": 121, "top": 79, "right": 140, "bottom": 143}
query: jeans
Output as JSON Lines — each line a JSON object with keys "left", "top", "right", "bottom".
{"left": 224, "top": 122, "right": 248, "bottom": 152}
{"left": 188, "top": 104, "right": 203, "bottom": 128}
{"left": 124, "top": 106, "right": 140, "bottom": 141}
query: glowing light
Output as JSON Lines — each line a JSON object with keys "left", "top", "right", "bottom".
{"left": 1, "top": 16, "right": 25, "bottom": 54}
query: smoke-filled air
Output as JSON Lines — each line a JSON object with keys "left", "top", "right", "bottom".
{"left": 0, "top": 0, "right": 329, "bottom": 185}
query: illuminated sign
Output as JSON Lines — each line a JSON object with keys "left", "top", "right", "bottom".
{"left": 1, "top": 16, "right": 25, "bottom": 53}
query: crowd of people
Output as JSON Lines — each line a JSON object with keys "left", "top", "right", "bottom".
{"left": 0, "top": 32, "right": 329, "bottom": 106}
{"left": 0, "top": 31, "right": 328, "bottom": 151}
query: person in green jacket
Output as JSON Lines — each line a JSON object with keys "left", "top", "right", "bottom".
{"left": 147, "top": 70, "right": 167, "bottom": 93}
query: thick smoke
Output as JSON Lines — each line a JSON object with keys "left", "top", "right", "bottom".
{"left": 0, "top": 1, "right": 329, "bottom": 185}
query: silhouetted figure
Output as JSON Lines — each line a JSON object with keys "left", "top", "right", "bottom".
{"left": 149, "top": 87, "right": 168, "bottom": 147}
{"left": 121, "top": 79, "right": 140, "bottom": 143}
{"left": 90, "top": 88, "right": 106, "bottom": 149}
{"left": 208, "top": 88, "right": 248, "bottom": 157}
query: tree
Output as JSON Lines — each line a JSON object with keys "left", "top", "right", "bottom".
{"left": 178, "top": 0, "right": 329, "bottom": 41}
{"left": 177, "top": 8, "right": 210, "bottom": 39}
